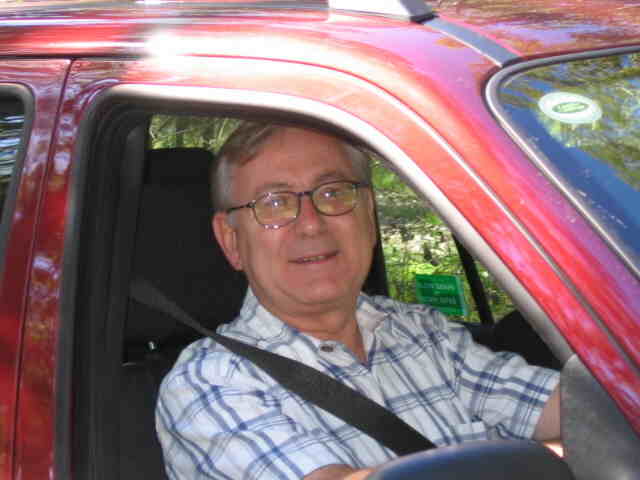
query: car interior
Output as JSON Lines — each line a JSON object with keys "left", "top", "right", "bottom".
{"left": 64, "top": 104, "right": 640, "bottom": 480}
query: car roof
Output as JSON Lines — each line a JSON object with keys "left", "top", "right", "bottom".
{"left": 426, "top": 0, "right": 640, "bottom": 57}
{"left": 0, "top": 0, "right": 638, "bottom": 60}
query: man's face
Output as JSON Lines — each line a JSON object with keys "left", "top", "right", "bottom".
{"left": 213, "top": 128, "right": 377, "bottom": 321}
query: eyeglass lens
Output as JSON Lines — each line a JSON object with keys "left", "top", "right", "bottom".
{"left": 254, "top": 182, "right": 359, "bottom": 226}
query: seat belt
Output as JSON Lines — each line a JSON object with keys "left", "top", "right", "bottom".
{"left": 130, "top": 277, "right": 436, "bottom": 457}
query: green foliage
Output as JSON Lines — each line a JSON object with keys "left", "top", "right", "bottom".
{"left": 372, "top": 159, "right": 514, "bottom": 322}
{"left": 149, "top": 115, "right": 241, "bottom": 153}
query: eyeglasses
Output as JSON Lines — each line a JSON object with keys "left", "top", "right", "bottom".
{"left": 226, "top": 180, "right": 370, "bottom": 229}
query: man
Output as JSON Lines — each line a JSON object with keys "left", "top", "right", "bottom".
{"left": 156, "top": 123, "right": 560, "bottom": 480}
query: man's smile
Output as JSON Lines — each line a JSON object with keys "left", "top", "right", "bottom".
{"left": 291, "top": 250, "right": 339, "bottom": 264}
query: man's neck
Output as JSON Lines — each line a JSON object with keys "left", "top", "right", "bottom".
{"left": 261, "top": 299, "right": 367, "bottom": 363}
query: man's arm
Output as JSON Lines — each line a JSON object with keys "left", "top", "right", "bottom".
{"left": 305, "top": 465, "right": 374, "bottom": 480}
{"left": 533, "top": 384, "right": 561, "bottom": 441}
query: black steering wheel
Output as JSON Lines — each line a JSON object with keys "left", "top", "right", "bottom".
{"left": 367, "top": 440, "right": 574, "bottom": 480}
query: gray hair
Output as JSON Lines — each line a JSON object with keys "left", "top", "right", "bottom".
{"left": 210, "top": 122, "right": 372, "bottom": 212}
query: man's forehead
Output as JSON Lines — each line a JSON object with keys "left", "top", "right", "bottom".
{"left": 234, "top": 128, "right": 356, "bottom": 193}
{"left": 263, "top": 126, "right": 346, "bottom": 154}
{"left": 251, "top": 170, "right": 352, "bottom": 194}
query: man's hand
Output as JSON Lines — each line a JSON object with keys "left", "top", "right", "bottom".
{"left": 305, "top": 385, "right": 561, "bottom": 479}
{"left": 305, "top": 465, "right": 374, "bottom": 480}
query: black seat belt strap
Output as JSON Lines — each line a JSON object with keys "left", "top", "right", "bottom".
{"left": 130, "top": 277, "right": 436, "bottom": 456}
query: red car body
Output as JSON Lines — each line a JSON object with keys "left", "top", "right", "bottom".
{"left": 0, "top": 0, "right": 638, "bottom": 478}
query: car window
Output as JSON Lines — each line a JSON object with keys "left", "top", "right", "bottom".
{"left": 74, "top": 108, "right": 564, "bottom": 480}
{"left": 495, "top": 51, "right": 640, "bottom": 271}
{"left": 0, "top": 95, "right": 24, "bottom": 221}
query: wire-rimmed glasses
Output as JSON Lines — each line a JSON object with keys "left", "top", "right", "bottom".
{"left": 226, "top": 180, "right": 369, "bottom": 229}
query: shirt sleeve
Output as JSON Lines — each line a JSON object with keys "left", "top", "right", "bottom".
{"left": 156, "top": 345, "right": 350, "bottom": 480}
{"left": 443, "top": 319, "right": 559, "bottom": 440}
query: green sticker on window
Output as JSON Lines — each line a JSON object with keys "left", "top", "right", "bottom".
{"left": 539, "top": 91, "right": 602, "bottom": 124}
{"left": 415, "top": 274, "right": 468, "bottom": 316}
{"left": 552, "top": 101, "right": 588, "bottom": 114}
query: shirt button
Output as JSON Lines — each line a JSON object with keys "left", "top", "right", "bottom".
{"left": 320, "top": 345, "right": 334, "bottom": 353}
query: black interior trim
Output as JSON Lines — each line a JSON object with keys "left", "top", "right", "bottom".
{"left": 64, "top": 98, "right": 150, "bottom": 480}
{"left": 453, "top": 236, "right": 494, "bottom": 325}
{"left": 102, "top": 124, "right": 149, "bottom": 475}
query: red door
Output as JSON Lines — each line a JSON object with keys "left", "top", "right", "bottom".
{"left": 0, "top": 60, "right": 69, "bottom": 480}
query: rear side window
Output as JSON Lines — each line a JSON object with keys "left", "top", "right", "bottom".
{"left": 0, "top": 94, "right": 25, "bottom": 220}
{"left": 495, "top": 51, "right": 640, "bottom": 271}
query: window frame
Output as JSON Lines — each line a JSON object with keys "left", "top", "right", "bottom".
{"left": 64, "top": 82, "right": 580, "bottom": 478}
{"left": 0, "top": 84, "right": 34, "bottom": 281}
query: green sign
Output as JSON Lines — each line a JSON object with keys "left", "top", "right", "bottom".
{"left": 415, "top": 274, "right": 467, "bottom": 316}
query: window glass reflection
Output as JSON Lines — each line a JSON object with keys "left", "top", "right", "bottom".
{"left": 498, "top": 52, "right": 640, "bottom": 267}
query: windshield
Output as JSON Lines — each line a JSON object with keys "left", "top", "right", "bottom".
{"left": 496, "top": 51, "right": 640, "bottom": 271}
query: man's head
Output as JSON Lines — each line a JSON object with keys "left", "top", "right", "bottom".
{"left": 211, "top": 123, "right": 377, "bottom": 321}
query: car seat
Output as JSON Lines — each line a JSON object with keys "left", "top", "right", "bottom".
{"left": 120, "top": 147, "right": 248, "bottom": 480}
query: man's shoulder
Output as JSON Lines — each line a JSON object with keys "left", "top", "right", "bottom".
{"left": 362, "top": 294, "right": 451, "bottom": 331}
{"left": 160, "top": 334, "right": 263, "bottom": 392}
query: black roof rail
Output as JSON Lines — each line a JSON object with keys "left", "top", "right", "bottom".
{"left": 328, "top": 0, "right": 434, "bottom": 22}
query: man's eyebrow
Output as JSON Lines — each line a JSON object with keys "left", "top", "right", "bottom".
{"left": 253, "top": 171, "right": 351, "bottom": 196}
{"left": 254, "top": 181, "right": 292, "bottom": 196}
{"left": 314, "top": 171, "right": 350, "bottom": 184}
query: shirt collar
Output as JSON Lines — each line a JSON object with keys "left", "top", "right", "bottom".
{"left": 238, "top": 288, "right": 389, "bottom": 344}
{"left": 238, "top": 288, "right": 291, "bottom": 343}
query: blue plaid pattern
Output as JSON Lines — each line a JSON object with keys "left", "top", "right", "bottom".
{"left": 157, "top": 290, "right": 558, "bottom": 479}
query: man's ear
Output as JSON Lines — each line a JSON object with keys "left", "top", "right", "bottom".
{"left": 212, "top": 212, "right": 243, "bottom": 271}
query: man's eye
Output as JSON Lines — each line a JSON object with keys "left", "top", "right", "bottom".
{"left": 320, "top": 186, "right": 347, "bottom": 200}
{"left": 262, "top": 194, "right": 290, "bottom": 209}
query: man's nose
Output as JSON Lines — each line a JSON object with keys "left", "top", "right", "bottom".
{"left": 294, "top": 194, "right": 327, "bottom": 235}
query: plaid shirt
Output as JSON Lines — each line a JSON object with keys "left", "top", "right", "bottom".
{"left": 157, "top": 290, "right": 559, "bottom": 479}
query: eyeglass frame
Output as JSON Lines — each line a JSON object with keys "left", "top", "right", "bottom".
{"left": 225, "top": 180, "right": 370, "bottom": 229}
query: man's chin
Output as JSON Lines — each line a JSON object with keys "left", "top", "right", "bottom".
{"left": 284, "top": 284, "right": 353, "bottom": 310}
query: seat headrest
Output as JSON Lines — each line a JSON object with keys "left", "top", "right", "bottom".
{"left": 145, "top": 147, "right": 214, "bottom": 185}
{"left": 126, "top": 147, "right": 247, "bottom": 351}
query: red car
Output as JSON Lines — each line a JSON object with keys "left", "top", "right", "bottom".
{"left": 0, "top": 0, "right": 638, "bottom": 478}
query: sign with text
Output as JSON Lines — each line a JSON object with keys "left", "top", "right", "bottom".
{"left": 415, "top": 274, "right": 468, "bottom": 316}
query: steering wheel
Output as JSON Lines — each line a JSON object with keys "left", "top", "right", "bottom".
{"left": 367, "top": 440, "right": 574, "bottom": 480}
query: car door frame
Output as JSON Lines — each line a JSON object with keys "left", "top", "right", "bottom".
{"left": 58, "top": 52, "right": 638, "bottom": 478}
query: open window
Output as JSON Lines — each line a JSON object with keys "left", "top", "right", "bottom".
{"left": 69, "top": 69, "right": 625, "bottom": 479}
{"left": 371, "top": 161, "right": 561, "bottom": 369}
{"left": 146, "top": 114, "right": 560, "bottom": 367}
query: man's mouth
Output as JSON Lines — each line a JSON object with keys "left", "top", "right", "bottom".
{"left": 292, "top": 251, "right": 338, "bottom": 264}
